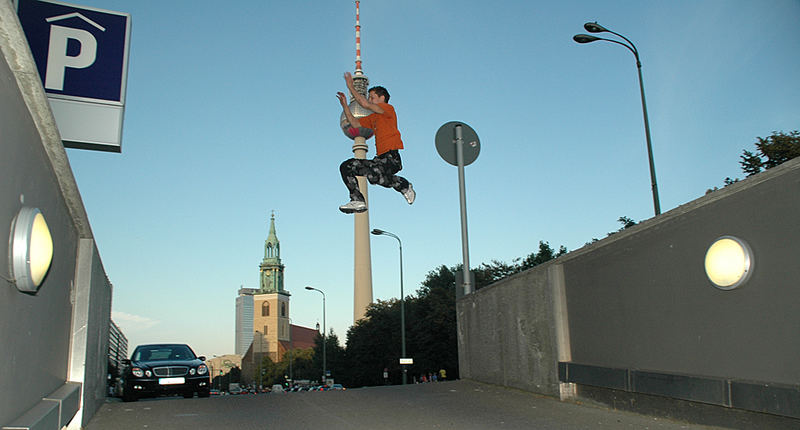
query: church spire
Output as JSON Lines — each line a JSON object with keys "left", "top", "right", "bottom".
{"left": 259, "top": 211, "right": 286, "bottom": 294}
{"left": 264, "top": 211, "right": 280, "bottom": 260}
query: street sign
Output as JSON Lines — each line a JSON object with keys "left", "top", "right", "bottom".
{"left": 16, "top": 0, "right": 131, "bottom": 152}
{"left": 435, "top": 121, "right": 480, "bottom": 167}
{"left": 435, "top": 121, "right": 481, "bottom": 296}
{"left": 399, "top": 358, "right": 413, "bottom": 365}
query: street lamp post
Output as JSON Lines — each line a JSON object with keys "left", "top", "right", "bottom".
{"left": 305, "top": 286, "right": 326, "bottom": 385}
{"left": 574, "top": 22, "right": 661, "bottom": 216}
{"left": 288, "top": 317, "right": 293, "bottom": 388}
{"left": 371, "top": 228, "right": 407, "bottom": 385}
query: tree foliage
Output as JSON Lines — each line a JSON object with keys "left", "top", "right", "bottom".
{"left": 740, "top": 130, "right": 800, "bottom": 176}
{"left": 310, "top": 329, "right": 346, "bottom": 384}
{"left": 471, "top": 241, "right": 566, "bottom": 290}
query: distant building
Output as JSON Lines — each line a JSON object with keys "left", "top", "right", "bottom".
{"left": 108, "top": 319, "right": 128, "bottom": 372}
{"left": 206, "top": 354, "right": 241, "bottom": 385}
{"left": 235, "top": 287, "right": 258, "bottom": 355}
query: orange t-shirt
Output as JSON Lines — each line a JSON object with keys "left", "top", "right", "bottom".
{"left": 360, "top": 102, "right": 404, "bottom": 156}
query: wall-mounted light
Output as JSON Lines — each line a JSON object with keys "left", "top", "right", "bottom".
{"left": 704, "top": 236, "right": 753, "bottom": 290}
{"left": 9, "top": 207, "right": 54, "bottom": 294}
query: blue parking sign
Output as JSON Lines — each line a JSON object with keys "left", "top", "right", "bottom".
{"left": 16, "top": 0, "right": 131, "bottom": 152}
{"left": 17, "top": 0, "right": 130, "bottom": 103}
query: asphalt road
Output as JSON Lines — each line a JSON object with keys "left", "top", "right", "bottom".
{"left": 87, "top": 380, "right": 729, "bottom": 430}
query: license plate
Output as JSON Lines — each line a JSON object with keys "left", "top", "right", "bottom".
{"left": 159, "top": 377, "right": 185, "bottom": 385}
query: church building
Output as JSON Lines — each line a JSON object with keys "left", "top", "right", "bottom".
{"left": 238, "top": 213, "right": 318, "bottom": 384}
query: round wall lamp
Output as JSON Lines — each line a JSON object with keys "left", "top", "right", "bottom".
{"left": 704, "top": 236, "right": 753, "bottom": 290}
{"left": 9, "top": 207, "right": 54, "bottom": 294}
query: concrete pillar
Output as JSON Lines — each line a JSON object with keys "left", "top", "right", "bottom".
{"left": 352, "top": 136, "right": 373, "bottom": 322}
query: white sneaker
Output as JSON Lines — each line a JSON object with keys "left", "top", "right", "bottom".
{"left": 339, "top": 200, "right": 367, "bottom": 213}
{"left": 402, "top": 184, "right": 415, "bottom": 205}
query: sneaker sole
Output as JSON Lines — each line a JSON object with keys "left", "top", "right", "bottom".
{"left": 339, "top": 206, "right": 368, "bottom": 214}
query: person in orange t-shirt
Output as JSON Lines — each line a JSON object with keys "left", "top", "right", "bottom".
{"left": 336, "top": 72, "right": 415, "bottom": 214}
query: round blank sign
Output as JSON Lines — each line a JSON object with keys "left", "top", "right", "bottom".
{"left": 435, "top": 121, "right": 480, "bottom": 166}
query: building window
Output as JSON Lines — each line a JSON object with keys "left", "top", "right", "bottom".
{"left": 262, "top": 302, "right": 270, "bottom": 317}
{"left": 264, "top": 325, "right": 268, "bottom": 336}
{"left": 281, "top": 302, "right": 287, "bottom": 317}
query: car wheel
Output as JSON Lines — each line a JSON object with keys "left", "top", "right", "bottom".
{"left": 198, "top": 389, "right": 210, "bottom": 398}
{"left": 183, "top": 391, "right": 194, "bottom": 398}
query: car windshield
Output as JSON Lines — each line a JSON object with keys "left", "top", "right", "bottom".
{"left": 133, "top": 345, "right": 195, "bottom": 361}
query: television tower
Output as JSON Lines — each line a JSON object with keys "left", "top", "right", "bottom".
{"left": 339, "top": 0, "right": 373, "bottom": 323}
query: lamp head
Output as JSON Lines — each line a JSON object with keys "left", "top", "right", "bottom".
{"left": 573, "top": 34, "right": 600, "bottom": 44}
{"left": 10, "top": 207, "right": 53, "bottom": 294}
{"left": 305, "top": 286, "right": 313, "bottom": 291}
{"left": 371, "top": 229, "right": 384, "bottom": 235}
{"left": 584, "top": 22, "right": 607, "bottom": 33}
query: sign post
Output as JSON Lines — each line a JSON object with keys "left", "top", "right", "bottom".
{"left": 436, "top": 121, "right": 481, "bottom": 296}
{"left": 17, "top": 0, "right": 131, "bottom": 152}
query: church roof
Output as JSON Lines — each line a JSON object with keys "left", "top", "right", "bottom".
{"left": 283, "top": 324, "right": 318, "bottom": 351}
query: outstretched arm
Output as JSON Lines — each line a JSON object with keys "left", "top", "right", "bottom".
{"left": 337, "top": 92, "right": 361, "bottom": 128}
{"left": 344, "top": 72, "right": 384, "bottom": 114}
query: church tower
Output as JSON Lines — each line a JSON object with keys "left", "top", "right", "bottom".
{"left": 252, "top": 212, "right": 291, "bottom": 362}
{"left": 259, "top": 212, "right": 285, "bottom": 294}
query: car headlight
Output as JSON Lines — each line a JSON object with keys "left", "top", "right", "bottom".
{"left": 190, "top": 368, "right": 196, "bottom": 375}
{"left": 132, "top": 368, "right": 144, "bottom": 377}
{"left": 145, "top": 370, "right": 152, "bottom": 377}
{"left": 198, "top": 364, "right": 208, "bottom": 375}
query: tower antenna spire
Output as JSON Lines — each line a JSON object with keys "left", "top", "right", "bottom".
{"left": 354, "top": 0, "right": 364, "bottom": 76}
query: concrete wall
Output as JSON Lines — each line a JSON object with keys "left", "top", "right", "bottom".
{"left": 562, "top": 159, "right": 800, "bottom": 383}
{"left": 1, "top": 1, "right": 112, "bottom": 428}
{"left": 457, "top": 157, "right": 800, "bottom": 421}
{"left": 457, "top": 264, "right": 569, "bottom": 397}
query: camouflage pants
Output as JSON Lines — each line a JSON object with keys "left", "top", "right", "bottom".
{"left": 340, "top": 150, "right": 410, "bottom": 202}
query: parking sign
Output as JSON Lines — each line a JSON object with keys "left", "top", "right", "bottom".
{"left": 17, "top": 0, "right": 131, "bottom": 152}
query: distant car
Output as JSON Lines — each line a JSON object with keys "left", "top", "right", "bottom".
{"left": 330, "top": 384, "right": 346, "bottom": 391}
{"left": 119, "top": 343, "right": 210, "bottom": 402}
{"left": 271, "top": 384, "right": 285, "bottom": 393}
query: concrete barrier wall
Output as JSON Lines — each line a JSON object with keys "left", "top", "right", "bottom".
{"left": 1, "top": 2, "right": 112, "bottom": 428}
{"left": 457, "top": 157, "right": 800, "bottom": 418}
{"left": 562, "top": 158, "right": 800, "bottom": 384}
{"left": 457, "top": 263, "right": 568, "bottom": 397}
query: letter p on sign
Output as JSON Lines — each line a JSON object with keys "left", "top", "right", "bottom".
{"left": 46, "top": 24, "right": 102, "bottom": 91}
{"left": 44, "top": 13, "right": 106, "bottom": 91}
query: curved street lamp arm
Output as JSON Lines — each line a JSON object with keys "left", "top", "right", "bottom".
{"left": 605, "top": 29, "right": 640, "bottom": 60}
{"left": 592, "top": 35, "right": 638, "bottom": 62}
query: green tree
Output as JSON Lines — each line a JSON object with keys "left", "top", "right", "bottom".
{"left": 257, "top": 355, "right": 277, "bottom": 387}
{"left": 407, "top": 265, "right": 459, "bottom": 382}
{"left": 740, "top": 130, "right": 800, "bottom": 176}
{"left": 519, "top": 241, "right": 567, "bottom": 270}
{"left": 473, "top": 241, "right": 567, "bottom": 289}
{"left": 343, "top": 300, "right": 403, "bottom": 386}
{"left": 311, "top": 329, "right": 345, "bottom": 384}
{"left": 281, "top": 347, "right": 316, "bottom": 382}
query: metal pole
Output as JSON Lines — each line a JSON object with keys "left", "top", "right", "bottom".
{"left": 371, "top": 229, "right": 408, "bottom": 385}
{"left": 635, "top": 60, "right": 660, "bottom": 215}
{"left": 398, "top": 238, "right": 406, "bottom": 385}
{"left": 288, "top": 318, "right": 293, "bottom": 387}
{"left": 306, "top": 286, "right": 327, "bottom": 385}
{"left": 455, "top": 125, "right": 472, "bottom": 295}
{"left": 322, "top": 292, "right": 326, "bottom": 385}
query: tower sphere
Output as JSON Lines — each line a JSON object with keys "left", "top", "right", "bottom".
{"left": 339, "top": 74, "right": 375, "bottom": 140}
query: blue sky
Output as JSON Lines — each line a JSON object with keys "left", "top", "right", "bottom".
{"left": 58, "top": 0, "right": 799, "bottom": 358}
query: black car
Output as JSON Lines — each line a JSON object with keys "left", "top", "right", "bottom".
{"left": 120, "top": 343, "right": 210, "bottom": 402}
